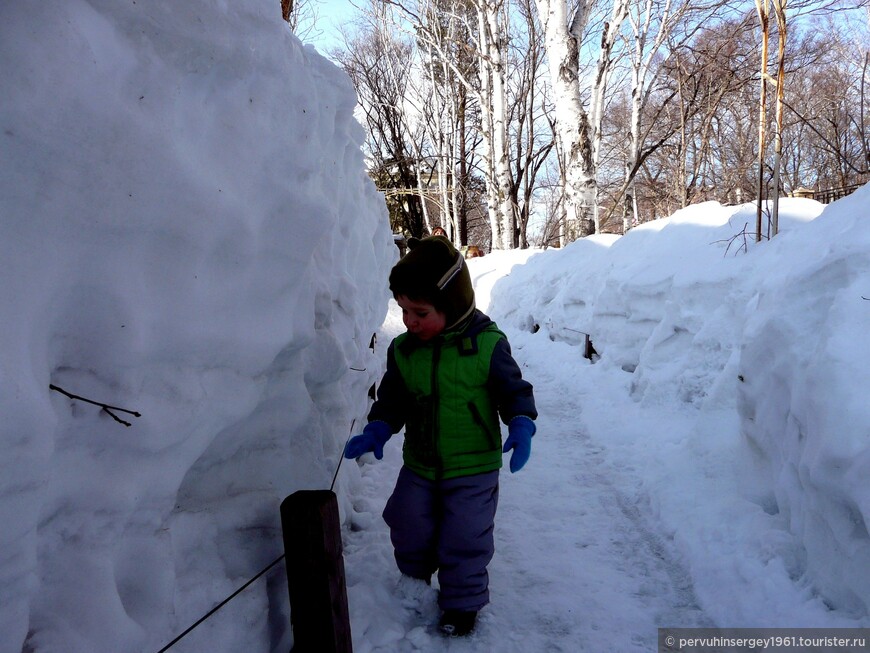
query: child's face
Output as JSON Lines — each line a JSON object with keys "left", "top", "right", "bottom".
{"left": 396, "top": 295, "right": 446, "bottom": 341}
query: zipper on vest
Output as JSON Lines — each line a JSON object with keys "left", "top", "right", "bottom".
{"left": 431, "top": 339, "right": 443, "bottom": 480}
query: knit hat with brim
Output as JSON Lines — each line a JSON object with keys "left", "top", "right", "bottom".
{"left": 389, "top": 235, "right": 476, "bottom": 330}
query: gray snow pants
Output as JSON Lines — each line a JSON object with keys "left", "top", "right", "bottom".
{"left": 383, "top": 466, "right": 499, "bottom": 612}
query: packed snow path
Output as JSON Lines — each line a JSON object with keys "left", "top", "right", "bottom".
{"left": 341, "top": 302, "right": 712, "bottom": 653}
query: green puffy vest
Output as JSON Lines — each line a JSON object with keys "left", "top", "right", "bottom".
{"left": 393, "top": 324, "right": 506, "bottom": 480}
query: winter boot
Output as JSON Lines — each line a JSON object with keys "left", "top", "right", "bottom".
{"left": 438, "top": 610, "right": 477, "bottom": 637}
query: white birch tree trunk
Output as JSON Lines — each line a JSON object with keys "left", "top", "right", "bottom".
{"left": 416, "top": 1, "right": 464, "bottom": 243}
{"left": 589, "top": 0, "right": 630, "bottom": 233}
{"left": 483, "top": 0, "right": 516, "bottom": 249}
{"left": 770, "top": 0, "right": 787, "bottom": 237}
{"left": 450, "top": 102, "right": 463, "bottom": 244}
{"left": 755, "top": 0, "right": 771, "bottom": 241}
{"left": 445, "top": 85, "right": 461, "bottom": 244}
{"left": 623, "top": 0, "right": 678, "bottom": 232}
{"left": 389, "top": 0, "right": 514, "bottom": 249}
{"left": 437, "top": 58, "right": 455, "bottom": 240}
{"left": 477, "top": 3, "right": 505, "bottom": 249}
{"left": 439, "top": 14, "right": 460, "bottom": 244}
{"left": 624, "top": 55, "right": 643, "bottom": 233}
{"left": 534, "top": 0, "right": 597, "bottom": 239}
{"left": 423, "top": 43, "right": 448, "bottom": 235}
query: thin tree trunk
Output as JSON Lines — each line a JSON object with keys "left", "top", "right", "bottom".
{"left": 535, "top": 0, "right": 597, "bottom": 240}
{"left": 458, "top": 91, "right": 469, "bottom": 246}
{"left": 755, "top": 0, "right": 770, "bottom": 242}
{"left": 590, "top": 0, "right": 630, "bottom": 233}
{"left": 478, "top": 0, "right": 514, "bottom": 249}
{"left": 770, "top": 0, "right": 787, "bottom": 237}
{"left": 677, "top": 55, "right": 689, "bottom": 208}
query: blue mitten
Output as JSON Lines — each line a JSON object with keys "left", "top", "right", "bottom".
{"left": 502, "top": 415, "right": 536, "bottom": 473}
{"left": 344, "top": 420, "right": 392, "bottom": 460}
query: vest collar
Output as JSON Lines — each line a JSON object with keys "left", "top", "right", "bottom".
{"left": 397, "top": 309, "right": 493, "bottom": 355}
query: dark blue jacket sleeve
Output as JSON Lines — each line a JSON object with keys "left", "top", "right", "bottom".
{"left": 489, "top": 337, "right": 537, "bottom": 424}
{"left": 366, "top": 340, "right": 407, "bottom": 433}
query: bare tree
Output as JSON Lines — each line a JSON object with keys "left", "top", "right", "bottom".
{"left": 417, "top": 0, "right": 467, "bottom": 242}
{"left": 589, "top": 0, "right": 631, "bottom": 234}
{"left": 331, "top": 0, "right": 867, "bottom": 249}
{"left": 377, "top": 0, "right": 522, "bottom": 249}
{"left": 754, "top": 0, "right": 788, "bottom": 240}
{"left": 506, "top": 0, "right": 557, "bottom": 247}
{"left": 334, "top": 17, "right": 430, "bottom": 236}
{"left": 376, "top": 0, "right": 489, "bottom": 245}
{"left": 629, "top": 16, "right": 758, "bottom": 217}
{"left": 285, "top": 0, "right": 330, "bottom": 43}
{"left": 533, "top": 0, "right": 598, "bottom": 242}
{"left": 616, "top": 0, "right": 709, "bottom": 232}
{"left": 781, "top": 16, "right": 870, "bottom": 189}
{"left": 478, "top": 0, "right": 516, "bottom": 248}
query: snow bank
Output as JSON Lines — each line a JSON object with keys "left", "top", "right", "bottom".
{"left": 738, "top": 187, "right": 870, "bottom": 616}
{"left": 0, "top": 2, "right": 394, "bottom": 652}
{"left": 495, "top": 200, "right": 821, "bottom": 408}
{"left": 489, "top": 192, "right": 870, "bottom": 619}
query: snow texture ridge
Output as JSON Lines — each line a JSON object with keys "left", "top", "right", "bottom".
{"left": 738, "top": 187, "right": 870, "bottom": 617}
{"left": 0, "top": 2, "right": 394, "bottom": 652}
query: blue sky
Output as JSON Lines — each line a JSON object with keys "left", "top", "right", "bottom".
{"left": 299, "top": 0, "right": 361, "bottom": 53}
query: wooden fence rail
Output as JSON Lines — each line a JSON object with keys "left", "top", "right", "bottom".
{"left": 813, "top": 183, "right": 864, "bottom": 204}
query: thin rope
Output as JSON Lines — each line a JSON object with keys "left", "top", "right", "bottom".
{"left": 330, "top": 419, "right": 356, "bottom": 493}
{"left": 155, "top": 554, "right": 285, "bottom": 653}
{"left": 155, "top": 420, "right": 356, "bottom": 652}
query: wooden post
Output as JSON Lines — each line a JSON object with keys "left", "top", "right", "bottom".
{"left": 581, "top": 333, "right": 598, "bottom": 361}
{"left": 280, "top": 490, "right": 352, "bottom": 653}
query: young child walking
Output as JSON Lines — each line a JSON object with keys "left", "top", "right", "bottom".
{"left": 344, "top": 235, "right": 537, "bottom": 637}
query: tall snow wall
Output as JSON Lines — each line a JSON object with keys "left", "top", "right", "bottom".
{"left": 489, "top": 193, "right": 870, "bottom": 619}
{"left": 737, "top": 188, "right": 870, "bottom": 617}
{"left": 0, "top": 2, "right": 395, "bottom": 652}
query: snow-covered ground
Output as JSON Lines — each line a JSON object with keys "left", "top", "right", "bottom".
{"left": 342, "top": 193, "right": 870, "bottom": 651}
{"left": 3, "top": 1, "right": 870, "bottom": 652}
